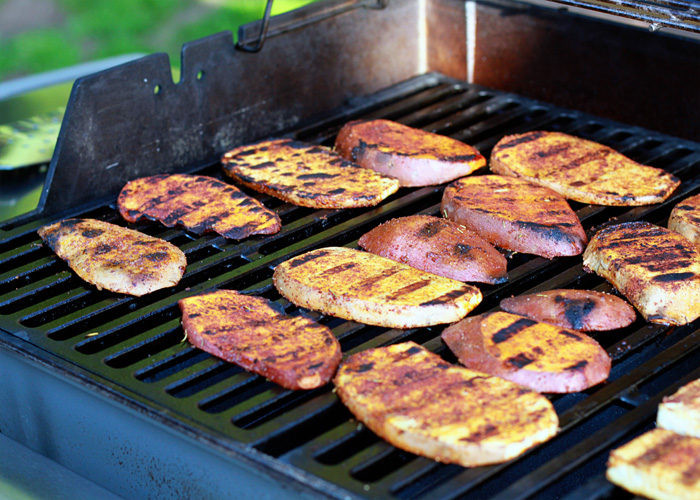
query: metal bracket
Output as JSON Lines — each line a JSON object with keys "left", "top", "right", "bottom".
{"left": 235, "top": 0, "right": 275, "bottom": 53}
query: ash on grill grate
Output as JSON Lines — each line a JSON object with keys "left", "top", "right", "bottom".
{"left": 0, "top": 74, "right": 698, "bottom": 499}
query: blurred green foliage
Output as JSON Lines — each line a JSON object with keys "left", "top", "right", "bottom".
{"left": 0, "top": 0, "right": 316, "bottom": 81}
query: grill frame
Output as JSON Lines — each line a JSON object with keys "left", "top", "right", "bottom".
{"left": 1, "top": 73, "right": 699, "bottom": 498}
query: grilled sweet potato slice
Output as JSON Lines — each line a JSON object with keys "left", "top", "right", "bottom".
{"left": 273, "top": 247, "right": 482, "bottom": 328}
{"left": 358, "top": 215, "right": 507, "bottom": 284}
{"left": 668, "top": 193, "right": 700, "bottom": 246}
{"left": 334, "top": 342, "right": 558, "bottom": 467}
{"left": 500, "top": 289, "right": 636, "bottom": 331}
{"left": 657, "top": 378, "right": 700, "bottom": 439}
{"left": 441, "top": 175, "right": 587, "bottom": 258}
{"left": 606, "top": 429, "right": 700, "bottom": 500}
{"left": 583, "top": 221, "right": 700, "bottom": 325}
{"left": 334, "top": 119, "right": 486, "bottom": 186}
{"left": 490, "top": 131, "right": 680, "bottom": 206}
{"left": 442, "top": 311, "right": 611, "bottom": 393}
{"left": 179, "top": 290, "right": 341, "bottom": 390}
{"left": 221, "top": 139, "right": 399, "bottom": 208}
{"left": 118, "top": 174, "right": 281, "bottom": 240}
{"left": 38, "top": 218, "right": 186, "bottom": 296}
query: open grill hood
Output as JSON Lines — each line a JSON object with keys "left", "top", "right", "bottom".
{"left": 0, "top": 1, "right": 698, "bottom": 498}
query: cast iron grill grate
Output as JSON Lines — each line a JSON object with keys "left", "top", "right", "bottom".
{"left": 0, "top": 74, "right": 698, "bottom": 499}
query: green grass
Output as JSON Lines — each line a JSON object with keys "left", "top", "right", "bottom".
{"left": 0, "top": 0, "right": 316, "bottom": 81}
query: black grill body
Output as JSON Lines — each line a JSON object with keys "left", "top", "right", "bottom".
{"left": 1, "top": 1, "right": 699, "bottom": 498}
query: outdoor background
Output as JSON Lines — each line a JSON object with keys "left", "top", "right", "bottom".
{"left": 0, "top": 0, "right": 316, "bottom": 82}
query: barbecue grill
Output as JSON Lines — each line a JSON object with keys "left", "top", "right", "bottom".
{"left": 1, "top": 0, "right": 698, "bottom": 498}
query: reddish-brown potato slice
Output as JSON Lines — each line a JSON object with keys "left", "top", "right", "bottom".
{"left": 118, "top": 174, "right": 281, "bottom": 240}
{"left": 334, "top": 342, "right": 558, "bottom": 467}
{"left": 606, "top": 429, "right": 700, "bottom": 499}
{"left": 490, "top": 131, "right": 680, "bottom": 206}
{"left": 668, "top": 193, "right": 700, "bottom": 245}
{"left": 222, "top": 139, "right": 399, "bottom": 208}
{"left": 500, "top": 289, "right": 636, "bottom": 331}
{"left": 583, "top": 221, "right": 700, "bottom": 325}
{"left": 273, "top": 247, "right": 482, "bottom": 328}
{"left": 442, "top": 311, "right": 611, "bottom": 393}
{"left": 358, "top": 215, "right": 507, "bottom": 284}
{"left": 441, "top": 175, "right": 587, "bottom": 258}
{"left": 179, "top": 290, "right": 341, "bottom": 390}
{"left": 38, "top": 218, "right": 186, "bottom": 296}
{"left": 334, "top": 119, "right": 486, "bottom": 186}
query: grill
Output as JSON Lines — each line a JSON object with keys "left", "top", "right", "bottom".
{"left": 1, "top": 0, "right": 699, "bottom": 498}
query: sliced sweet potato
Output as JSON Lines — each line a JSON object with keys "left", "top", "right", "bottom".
{"left": 334, "top": 119, "right": 486, "bottom": 186}
{"left": 500, "top": 289, "right": 636, "bottom": 331}
{"left": 358, "top": 215, "right": 507, "bottom": 284}
{"left": 179, "top": 290, "right": 341, "bottom": 390}
{"left": 442, "top": 311, "right": 611, "bottom": 393}
{"left": 334, "top": 342, "right": 558, "bottom": 467}
{"left": 441, "top": 175, "right": 587, "bottom": 258}
{"left": 273, "top": 247, "right": 482, "bottom": 328}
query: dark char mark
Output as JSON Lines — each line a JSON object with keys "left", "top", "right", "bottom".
{"left": 492, "top": 318, "right": 537, "bottom": 343}
{"left": 328, "top": 188, "right": 345, "bottom": 195}
{"left": 308, "top": 362, "right": 324, "bottom": 370}
{"left": 355, "top": 362, "right": 374, "bottom": 373}
{"left": 288, "top": 249, "right": 330, "bottom": 268}
{"left": 653, "top": 272, "right": 695, "bottom": 282}
{"left": 496, "top": 131, "right": 546, "bottom": 150}
{"left": 297, "top": 173, "right": 337, "bottom": 180}
{"left": 82, "top": 228, "right": 104, "bottom": 238}
{"left": 567, "top": 360, "right": 588, "bottom": 371}
{"left": 319, "top": 262, "right": 357, "bottom": 277}
{"left": 514, "top": 220, "right": 578, "bottom": 243}
{"left": 406, "top": 346, "right": 422, "bottom": 355}
{"left": 144, "top": 252, "right": 169, "bottom": 262}
{"left": 93, "top": 243, "right": 112, "bottom": 255}
{"left": 386, "top": 280, "right": 432, "bottom": 300}
{"left": 554, "top": 296, "right": 596, "bottom": 330}
{"left": 506, "top": 353, "right": 535, "bottom": 369}
{"left": 454, "top": 243, "right": 472, "bottom": 256}
{"left": 418, "top": 220, "right": 444, "bottom": 238}
{"left": 420, "top": 288, "right": 467, "bottom": 306}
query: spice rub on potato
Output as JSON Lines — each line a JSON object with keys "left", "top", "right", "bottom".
{"left": 583, "top": 221, "right": 700, "bottom": 325}
{"left": 38, "top": 218, "right": 186, "bottom": 296}
{"left": 442, "top": 311, "right": 611, "bottom": 393}
{"left": 441, "top": 175, "right": 587, "bottom": 258}
{"left": 490, "top": 131, "right": 680, "bottom": 206}
{"left": 273, "top": 247, "right": 482, "bottom": 329}
{"left": 334, "top": 342, "right": 558, "bottom": 467}
{"left": 334, "top": 119, "right": 486, "bottom": 186}
{"left": 358, "top": 215, "right": 508, "bottom": 284}
{"left": 118, "top": 174, "right": 281, "bottom": 240}
{"left": 606, "top": 429, "right": 700, "bottom": 500}
{"left": 500, "top": 289, "right": 636, "bottom": 331}
{"left": 221, "top": 139, "right": 399, "bottom": 209}
{"left": 668, "top": 193, "right": 700, "bottom": 246}
{"left": 179, "top": 290, "right": 341, "bottom": 390}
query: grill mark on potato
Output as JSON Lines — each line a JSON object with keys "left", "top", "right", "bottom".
{"left": 417, "top": 220, "right": 444, "bottom": 238}
{"left": 559, "top": 329, "right": 583, "bottom": 340}
{"left": 287, "top": 249, "right": 331, "bottom": 268}
{"left": 82, "top": 228, "right": 104, "bottom": 238}
{"left": 492, "top": 318, "right": 537, "bottom": 343}
{"left": 496, "top": 131, "right": 546, "bottom": 150}
{"left": 554, "top": 296, "right": 596, "bottom": 330}
{"left": 94, "top": 243, "right": 112, "bottom": 255}
{"left": 420, "top": 288, "right": 467, "bottom": 306}
{"left": 506, "top": 353, "right": 535, "bottom": 368}
{"left": 454, "top": 243, "right": 473, "bottom": 256}
{"left": 653, "top": 272, "right": 695, "bottom": 282}
{"left": 385, "top": 279, "right": 432, "bottom": 300}
{"left": 350, "top": 267, "right": 402, "bottom": 290}
{"left": 568, "top": 360, "right": 589, "bottom": 371}
{"left": 297, "top": 173, "right": 337, "bottom": 180}
{"left": 637, "top": 433, "right": 686, "bottom": 465}
{"left": 318, "top": 262, "right": 357, "bottom": 277}
{"left": 529, "top": 143, "right": 571, "bottom": 161}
